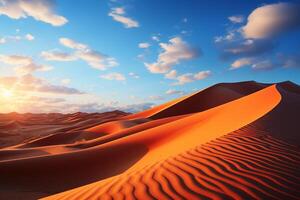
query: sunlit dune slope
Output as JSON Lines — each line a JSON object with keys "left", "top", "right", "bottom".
{"left": 0, "top": 81, "right": 299, "bottom": 200}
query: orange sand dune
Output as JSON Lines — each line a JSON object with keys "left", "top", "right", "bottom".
{"left": 0, "top": 81, "right": 299, "bottom": 200}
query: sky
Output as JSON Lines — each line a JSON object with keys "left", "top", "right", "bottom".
{"left": 0, "top": 0, "right": 299, "bottom": 113}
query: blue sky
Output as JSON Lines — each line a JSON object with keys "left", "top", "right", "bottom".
{"left": 0, "top": 0, "right": 299, "bottom": 113}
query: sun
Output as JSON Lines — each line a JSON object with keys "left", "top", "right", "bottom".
{"left": 2, "top": 89, "right": 13, "bottom": 98}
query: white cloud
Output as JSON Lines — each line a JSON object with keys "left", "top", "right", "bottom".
{"left": 152, "top": 36, "right": 160, "bottom": 42}
{"left": 59, "top": 38, "right": 88, "bottom": 50}
{"left": 173, "top": 70, "right": 211, "bottom": 85}
{"left": 108, "top": 7, "right": 139, "bottom": 28}
{"left": 243, "top": 3, "right": 300, "bottom": 39}
{"left": 100, "top": 72, "right": 126, "bottom": 81}
{"left": 0, "top": 33, "right": 35, "bottom": 44}
{"left": 0, "top": 54, "right": 53, "bottom": 75}
{"left": 25, "top": 33, "right": 34, "bottom": 41}
{"left": 230, "top": 57, "right": 253, "bottom": 69}
{"left": 76, "top": 50, "right": 118, "bottom": 70}
{"left": 0, "top": 0, "right": 68, "bottom": 26}
{"left": 0, "top": 54, "right": 32, "bottom": 65}
{"left": 0, "top": 37, "right": 6, "bottom": 44}
{"left": 41, "top": 50, "right": 77, "bottom": 61}
{"left": 166, "top": 89, "right": 185, "bottom": 95}
{"left": 0, "top": 74, "right": 83, "bottom": 95}
{"left": 129, "top": 72, "right": 139, "bottom": 79}
{"left": 214, "top": 30, "right": 236, "bottom": 43}
{"left": 145, "top": 37, "right": 199, "bottom": 73}
{"left": 164, "top": 70, "right": 177, "bottom": 79}
{"left": 56, "top": 37, "right": 118, "bottom": 70}
{"left": 228, "top": 15, "right": 244, "bottom": 23}
{"left": 230, "top": 57, "right": 277, "bottom": 70}
{"left": 149, "top": 95, "right": 164, "bottom": 101}
{"left": 14, "top": 63, "right": 53, "bottom": 75}
{"left": 61, "top": 78, "right": 71, "bottom": 85}
{"left": 251, "top": 60, "right": 274, "bottom": 70}
{"left": 138, "top": 42, "right": 150, "bottom": 49}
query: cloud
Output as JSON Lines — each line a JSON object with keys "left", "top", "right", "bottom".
{"left": 0, "top": 0, "right": 68, "bottom": 26}
{"left": 0, "top": 54, "right": 32, "bottom": 65}
{"left": 0, "top": 54, "right": 53, "bottom": 75}
{"left": 214, "top": 30, "right": 236, "bottom": 43}
{"left": 108, "top": 7, "right": 139, "bottom": 28}
{"left": 25, "top": 33, "right": 34, "bottom": 41}
{"left": 164, "top": 70, "right": 177, "bottom": 79}
{"left": 61, "top": 78, "right": 71, "bottom": 85}
{"left": 220, "top": 39, "right": 274, "bottom": 59}
{"left": 100, "top": 72, "right": 126, "bottom": 81}
{"left": 55, "top": 37, "right": 118, "bottom": 70}
{"left": 0, "top": 37, "right": 6, "bottom": 44}
{"left": 119, "top": 102, "right": 154, "bottom": 113}
{"left": 0, "top": 33, "right": 35, "bottom": 44}
{"left": 145, "top": 37, "right": 200, "bottom": 73}
{"left": 14, "top": 63, "right": 53, "bottom": 75}
{"left": 41, "top": 50, "right": 77, "bottom": 61}
{"left": 0, "top": 74, "right": 83, "bottom": 95}
{"left": 278, "top": 53, "right": 300, "bottom": 68}
{"left": 173, "top": 70, "right": 211, "bottom": 85}
{"left": 151, "top": 36, "right": 160, "bottom": 42}
{"left": 251, "top": 60, "right": 275, "bottom": 70}
{"left": 149, "top": 95, "right": 164, "bottom": 101}
{"left": 72, "top": 102, "right": 155, "bottom": 114}
{"left": 228, "top": 15, "right": 244, "bottom": 23}
{"left": 128, "top": 72, "right": 139, "bottom": 79}
{"left": 138, "top": 42, "right": 150, "bottom": 49}
{"left": 242, "top": 3, "right": 300, "bottom": 39}
{"left": 59, "top": 38, "right": 88, "bottom": 50}
{"left": 166, "top": 89, "right": 185, "bottom": 95}
{"left": 230, "top": 57, "right": 277, "bottom": 70}
{"left": 230, "top": 57, "right": 253, "bottom": 69}
{"left": 76, "top": 50, "right": 118, "bottom": 70}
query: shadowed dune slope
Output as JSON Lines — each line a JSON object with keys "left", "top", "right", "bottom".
{"left": 251, "top": 81, "right": 300, "bottom": 146}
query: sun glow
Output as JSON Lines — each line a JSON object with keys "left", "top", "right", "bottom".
{"left": 1, "top": 89, "right": 14, "bottom": 98}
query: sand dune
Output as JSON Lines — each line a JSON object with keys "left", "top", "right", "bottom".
{"left": 0, "top": 81, "right": 299, "bottom": 200}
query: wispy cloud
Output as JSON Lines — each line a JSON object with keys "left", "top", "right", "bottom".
{"left": 173, "top": 71, "right": 211, "bottom": 85}
{"left": 166, "top": 89, "right": 185, "bottom": 95}
{"left": 41, "top": 50, "right": 77, "bottom": 61}
{"left": 0, "top": 0, "right": 68, "bottom": 26}
{"left": 42, "top": 38, "right": 119, "bottom": 70}
{"left": 25, "top": 33, "right": 34, "bottom": 41}
{"left": 100, "top": 72, "right": 126, "bottom": 81}
{"left": 138, "top": 42, "right": 150, "bottom": 49}
{"left": 0, "top": 54, "right": 53, "bottom": 75}
{"left": 108, "top": 7, "right": 139, "bottom": 28}
{"left": 129, "top": 72, "right": 139, "bottom": 79}
{"left": 0, "top": 74, "right": 83, "bottom": 95}
{"left": 228, "top": 15, "right": 244, "bottom": 23}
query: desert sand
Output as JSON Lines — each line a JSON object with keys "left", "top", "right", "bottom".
{"left": 0, "top": 81, "right": 299, "bottom": 200}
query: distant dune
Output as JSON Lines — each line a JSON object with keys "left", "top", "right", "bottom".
{"left": 0, "top": 81, "right": 299, "bottom": 200}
